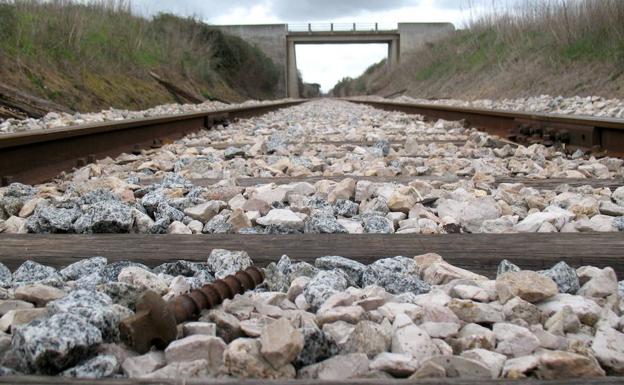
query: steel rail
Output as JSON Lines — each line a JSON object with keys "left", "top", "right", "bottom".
{"left": 345, "top": 98, "right": 624, "bottom": 157}
{"left": 0, "top": 100, "right": 305, "bottom": 186}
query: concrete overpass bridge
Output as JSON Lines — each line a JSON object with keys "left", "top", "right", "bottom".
{"left": 215, "top": 23, "right": 454, "bottom": 98}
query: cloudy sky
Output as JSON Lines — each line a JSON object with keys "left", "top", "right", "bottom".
{"left": 130, "top": 0, "right": 510, "bottom": 92}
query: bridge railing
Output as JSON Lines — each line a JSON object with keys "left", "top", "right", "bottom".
{"left": 288, "top": 23, "right": 398, "bottom": 33}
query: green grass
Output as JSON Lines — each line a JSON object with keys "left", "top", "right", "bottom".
{"left": 412, "top": 29, "right": 507, "bottom": 82}
{"left": 560, "top": 32, "right": 624, "bottom": 63}
{"left": 0, "top": 0, "right": 281, "bottom": 110}
{"left": 332, "top": 0, "right": 624, "bottom": 96}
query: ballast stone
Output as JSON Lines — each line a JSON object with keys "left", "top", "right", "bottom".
{"left": 495, "top": 271, "right": 558, "bottom": 303}
{"left": 314, "top": 256, "right": 367, "bottom": 286}
{"left": 361, "top": 256, "right": 418, "bottom": 288}
{"left": 224, "top": 338, "right": 295, "bottom": 379}
{"left": 74, "top": 201, "right": 133, "bottom": 233}
{"left": 12, "top": 261, "right": 63, "bottom": 287}
{"left": 294, "top": 327, "right": 338, "bottom": 368}
{"left": 260, "top": 318, "right": 304, "bottom": 369}
{"left": 12, "top": 312, "right": 103, "bottom": 374}
{"left": 121, "top": 351, "right": 166, "bottom": 377}
{"left": 61, "top": 355, "right": 119, "bottom": 378}
{"left": 304, "top": 270, "right": 348, "bottom": 312}
{"left": 256, "top": 209, "right": 304, "bottom": 229}
{"left": 14, "top": 284, "right": 65, "bottom": 307}
{"left": 540, "top": 261, "right": 580, "bottom": 294}
{"left": 592, "top": 326, "right": 624, "bottom": 374}
{"left": 26, "top": 205, "right": 81, "bottom": 233}
{"left": 47, "top": 289, "right": 121, "bottom": 342}
{"left": 60, "top": 256, "right": 107, "bottom": 281}
{"left": 118, "top": 267, "right": 168, "bottom": 295}
{"left": 391, "top": 316, "right": 439, "bottom": 362}
{"left": 362, "top": 214, "right": 394, "bottom": 233}
{"left": 0, "top": 263, "right": 12, "bottom": 288}
{"left": 303, "top": 213, "right": 348, "bottom": 234}
{"left": 164, "top": 335, "right": 225, "bottom": 374}
{"left": 207, "top": 249, "right": 253, "bottom": 279}
{"left": 100, "top": 260, "right": 151, "bottom": 283}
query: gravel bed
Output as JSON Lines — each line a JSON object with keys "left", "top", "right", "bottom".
{"left": 357, "top": 95, "right": 624, "bottom": 119}
{"left": 0, "top": 251, "right": 622, "bottom": 380}
{"left": 1, "top": 100, "right": 623, "bottom": 235}
{"left": 0, "top": 99, "right": 285, "bottom": 134}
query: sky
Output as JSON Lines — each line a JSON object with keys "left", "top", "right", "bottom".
{"left": 129, "top": 0, "right": 512, "bottom": 92}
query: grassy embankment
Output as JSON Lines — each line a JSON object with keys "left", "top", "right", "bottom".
{"left": 0, "top": 0, "right": 281, "bottom": 113}
{"left": 331, "top": 0, "right": 624, "bottom": 99}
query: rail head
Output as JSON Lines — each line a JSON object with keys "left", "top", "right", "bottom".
{"left": 0, "top": 99, "right": 307, "bottom": 186}
{"left": 344, "top": 98, "right": 624, "bottom": 130}
{"left": 344, "top": 97, "right": 624, "bottom": 157}
{"left": 0, "top": 100, "right": 307, "bottom": 150}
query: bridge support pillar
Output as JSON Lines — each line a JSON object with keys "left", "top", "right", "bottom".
{"left": 387, "top": 39, "right": 400, "bottom": 68}
{"left": 287, "top": 41, "right": 300, "bottom": 98}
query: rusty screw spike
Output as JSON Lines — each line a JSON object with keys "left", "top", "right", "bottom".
{"left": 119, "top": 266, "right": 264, "bottom": 354}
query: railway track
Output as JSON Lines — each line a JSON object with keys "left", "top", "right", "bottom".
{"left": 347, "top": 98, "right": 624, "bottom": 157}
{"left": 2, "top": 97, "right": 624, "bottom": 186}
{"left": 0, "top": 100, "right": 305, "bottom": 186}
{"left": 1, "top": 98, "right": 624, "bottom": 384}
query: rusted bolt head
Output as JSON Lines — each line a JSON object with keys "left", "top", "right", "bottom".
{"left": 119, "top": 291, "right": 177, "bottom": 354}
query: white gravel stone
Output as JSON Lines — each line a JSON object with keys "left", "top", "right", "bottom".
{"left": 299, "top": 353, "right": 369, "bottom": 380}
{"left": 336, "top": 219, "right": 364, "bottom": 234}
{"left": 259, "top": 318, "right": 304, "bottom": 369}
{"left": 167, "top": 276, "right": 191, "bottom": 296}
{"left": 537, "top": 293, "right": 603, "bottom": 326}
{"left": 423, "top": 355, "right": 492, "bottom": 378}
{"left": 118, "top": 266, "right": 168, "bottom": 295}
{"left": 423, "top": 261, "right": 487, "bottom": 285}
{"left": 14, "top": 284, "right": 65, "bottom": 306}
{"left": 141, "top": 359, "right": 210, "bottom": 379}
{"left": 493, "top": 323, "right": 540, "bottom": 357}
{"left": 224, "top": 338, "right": 296, "bottom": 379}
{"left": 122, "top": 351, "right": 166, "bottom": 377}
{"left": 164, "top": 335, "right": 225, "bottom": 374}
{"left": 502, "top": 355, "right": 539, "bottom": 379}
{"left": 391, "top": 315, "right": 439, "bottom": 361}
{"left": 592, "top": 326, "right": 624, "bottom": 374}
{"left": 370, "top": 352, "right": 419, "bottom": 377}
{"left": 182, "top": 322, "right": 216, "bottom": 337}
{"left": 0, "top": 300, "right": 33, "bottom": 316}
{"left": 166, "top": 221, "right": 191, "bottom": 234}
{"left": 577, "top": 267, "right": 618, "bottom": 298}
{"left": 448, "top": 299, "right": 504, "bottom": 324}
{"left": 316, "top": 305, "right": 364, "bottom": 326}
{"left": 495, "top": 270, "right": 558, "bottom": 303}
{"left": 460, "top": 349, "right": 507, "bottom": 378}
{"left": 256, "top": 209, "right": 305, "bottom": 229}
{"left": 183, "top": 201, "right": 222, "bottom": 222}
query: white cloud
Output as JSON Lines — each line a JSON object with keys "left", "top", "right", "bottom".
{"left": 296, "top": 44, "right": 388, "bottom": 92}
{"left": 211, "top": 4, "right": 278, "bottom": 25}
{"left": 127, "top": 0, "right": 509, "bottom": 91}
